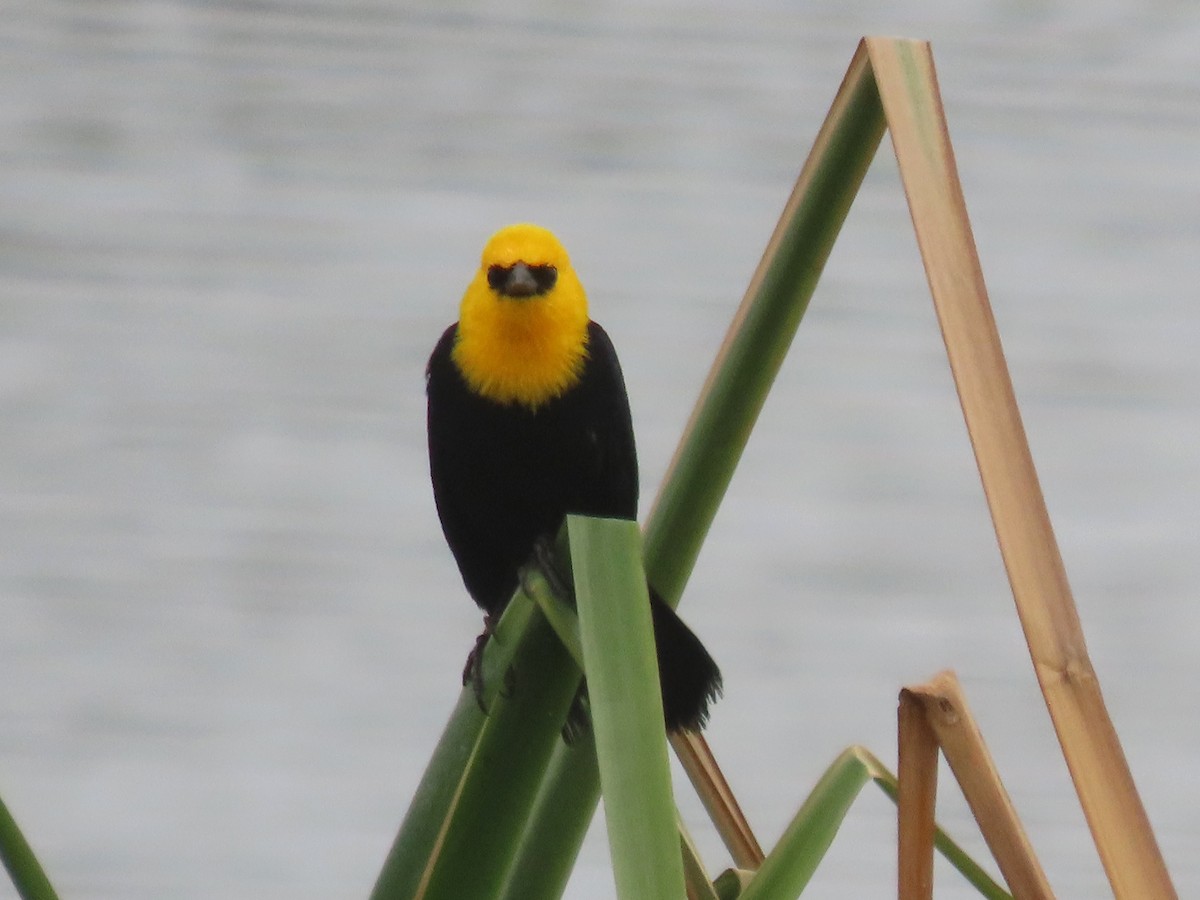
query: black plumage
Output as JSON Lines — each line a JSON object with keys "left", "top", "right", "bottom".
{"left": 426, "top": 321, "right": 721, "bottom": 731}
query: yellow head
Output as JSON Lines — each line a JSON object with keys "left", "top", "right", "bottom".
{"left": 451, "top": 224, "right": 591, "bottom": 410}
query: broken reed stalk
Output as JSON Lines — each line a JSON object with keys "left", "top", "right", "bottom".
{"left": 897, "top": 689, "right": 939, "bottom": 900}
{"left": 865, "top": 37, "right": 1176, "bottom": 899}
{"left": 905, "top": 671, "right": 1055, "bottom": 899}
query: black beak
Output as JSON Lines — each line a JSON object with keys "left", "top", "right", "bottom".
{"left": 502, "top": 262, "right": 539, "bottom": 298}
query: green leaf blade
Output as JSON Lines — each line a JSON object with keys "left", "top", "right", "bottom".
{"left": 0, "top": 793, "right": 59, "bottom": 900}
{"left": 500, "top": 46, "right": 888, "bottom": 897}
{"left": 738, "top": 749, "right": 871, "bottom": 900}
{"left": 568, "top": 515, "right": 684, "bottom": 900}
{"left": 370, "top": 594, "right": 580, "bottom": 900}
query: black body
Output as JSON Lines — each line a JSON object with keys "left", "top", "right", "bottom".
{"left": 426, "top": 321, "right": 721, "bottom": 731}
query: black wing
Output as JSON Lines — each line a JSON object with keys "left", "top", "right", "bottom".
{"left": 563, "top": 321, "right": 639, "bottom": 521}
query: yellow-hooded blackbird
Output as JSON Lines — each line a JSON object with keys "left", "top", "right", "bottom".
{"left": 425, "top": 223, "right": 721, "bottom": 732}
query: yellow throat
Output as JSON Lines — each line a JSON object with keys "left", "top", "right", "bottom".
{"left": 452, "top": 224, "right": 591, "bottom": 410}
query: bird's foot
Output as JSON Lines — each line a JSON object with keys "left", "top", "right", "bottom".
{"left": 462, "top": 614, "right": 495, "bottom": 713}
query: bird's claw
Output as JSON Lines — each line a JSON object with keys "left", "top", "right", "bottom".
{"left": 462, "top": 614, "right": 495, "bottom": 713}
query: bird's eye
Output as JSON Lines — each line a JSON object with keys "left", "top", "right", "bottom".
{"left": 530, "top": 265, "right": 557, "bottom": 293}
{"left": 487, "top": 265, "right": 507, "bottom": 291}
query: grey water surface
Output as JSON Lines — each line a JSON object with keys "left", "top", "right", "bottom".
{"left": 2, "top": 2, "right": 1198, "bottom": 898}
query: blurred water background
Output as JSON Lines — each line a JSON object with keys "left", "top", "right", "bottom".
{"left": 1, "top": 2, "right": 1198, "bottom": 898}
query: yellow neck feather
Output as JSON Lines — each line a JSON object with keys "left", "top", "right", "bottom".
{"left": 451, "top": 269, "right": 591, "bottom": 410}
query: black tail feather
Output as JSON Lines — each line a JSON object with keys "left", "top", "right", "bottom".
{"left": 648, "top": 587, "right": 722, "bottom": 732}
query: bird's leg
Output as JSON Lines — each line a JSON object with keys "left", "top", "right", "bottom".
{"left": 462, "top": 613, "right": 495, "bottom": 712}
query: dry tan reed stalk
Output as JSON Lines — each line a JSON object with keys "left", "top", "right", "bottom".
{"left": 865, "top": 36, "right": 1176, "bottom": 898}
{"left": 906, "top": 671, "right": 1055, "bottom": 899}
{"left": 671, "top": 732, "right": 765, "bottom": 869}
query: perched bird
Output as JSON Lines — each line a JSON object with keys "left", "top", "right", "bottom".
{"left": 425, "top": 223, "right": 721, "bottom": 732}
